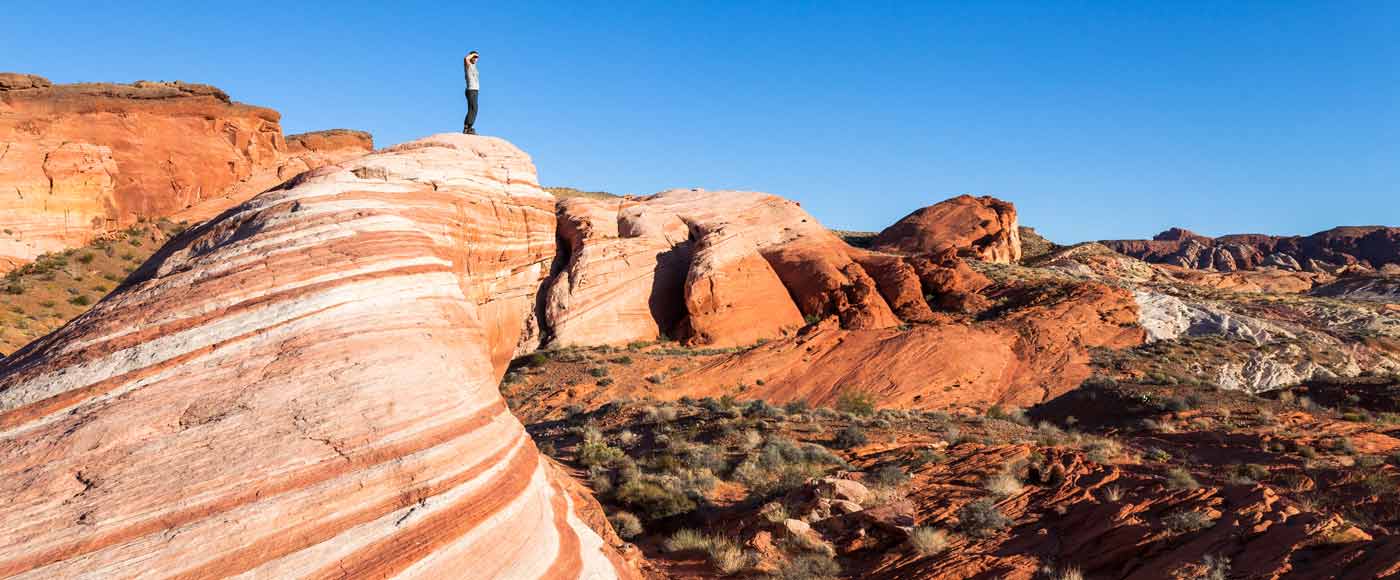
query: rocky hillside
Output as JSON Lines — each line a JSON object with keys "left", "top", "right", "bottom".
{"left": 1102, "top": 226, "right": 1400, "bottom": 274}
{"left": 0, "top": 73, "right": 371, "bottom": 270}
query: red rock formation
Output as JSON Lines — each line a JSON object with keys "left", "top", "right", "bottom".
{"left": 872, "top": 194, "right": 1022, "bottom": 263}
{"left": 1103, "top": 225, "right": 1400, "bottom": 273}
{"left": 681, "top": 221, "right": 805, "bottom": 347}
{"left": 0, "top": 135, "right": 632, "bottom": 578}
{"left": 672, "top": 280, "right": 1144, "bottom": 409}
{"left": 543, "top": 189, "right": 900, "bottom": 348}
{"left": 0, "top": 74, "right": 372, "bottom": 269}
{"left": 910, "top": 248, "right": 994, "bottom": 314}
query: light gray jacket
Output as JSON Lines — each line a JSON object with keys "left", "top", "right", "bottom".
{"left": 465, "top": 61, "right": 479, "bottom": 90}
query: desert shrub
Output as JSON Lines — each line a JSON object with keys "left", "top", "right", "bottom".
{"left": 783, "top": 400, "right": 810, "bottom": 414}
{"left": 520, "top": 352, "right": 549, "bottom": 367}
{"left": 645, "top": 373, "right": 665, "bottom": 384}
{"left": 1102, "top": 485, "right": 1124, "bottom": 502}
{"left": 1165, "top": 468, "right": 1200, "bottom": 490}
{"left": 579, "top": 438, "right": 626, "bottom": 468}
{"left": 745, "top": 399, "right": 783, "bottom": 418}
{"left": 1163, "top": 510, "right": 1217, "bottom": 533}
{"left": 1083, "top": 437, "right": 1122, "bottom": 463}
{"left": 832, "top": 425, "right": 868, "bottom": 449}
{"left": 1332, "top": 437, "right": 1357, "bottom": 455}
{"left": 68, "top": 295, "right": 91, "bottom": 306}
{"left": 588, "top": 367, "right": 609, "bottom": 378}
{"left": 733, "top": 437, "right": 846, "bottom": 498}
{"left": 908, "top": 448, "right": 946, "bottom": 470}
{"left": 760, "top": 502, "right": 789, "bottom": 523}
{"left": 1201, "top": 555, "right": 1231, "bottom": 580}
{"left": 908, "top": 527, "right": 948, "bottom": 555}
{"left": 77, "top": 252, "right": 95, "bottom": 264}
{"left": 872, "top": 465, "right": 910, "bottom": 487}
{"left": 643, "top": 405, "right": 679, "bottom": 423}
{"left": 609, "top": 355, "right": 633, "bottom": 365}
{"left": 664, "top": 528, "right": 711, "bottom": 553}
{"left": 707, "top": 540, "right": 751, "bottom": 575}
{"left": 699, "top": 397, "right": 729, "bottom": 413}
{"left": 1229, "top": 463, "right": 1270, "bottom": 485}
{"left": 4, "top": 283, "right": 23, "bottom": 295}
{"left": 615, "top": 477, "right": 696, "bottom": 520}
{"left": 589, "top": 465, "right": 614, "bottom": 495}
{"left": 957, "top": 499, "right": 1012, "bottom": 537}
{"left": 986, "top": 405, "right": 1029, "bottom": 425}
{"left": 609, "top": 511, "right": 643, "bottom": 539}
{"left": 1159, "top": 396, "right": 1191, "bottom": 412}
{"left": 776, "top": 554, "right": 841, "bottom": 580}
{"left": 835, "top": 391, "right": 877, "bottom": 416}
{"left": 983, "top": 472, "right": 1024, "bottom": 498}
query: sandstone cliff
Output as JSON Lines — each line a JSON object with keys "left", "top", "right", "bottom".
{"left": 0, "top": 74, "right": 372, "bottom": 270}
{"left": 0, "top": 135, "right": 630, "bottom": 578}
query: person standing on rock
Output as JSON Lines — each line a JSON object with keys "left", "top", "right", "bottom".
{"left": 463, "top": 51, "right": 480, "bottom": 134}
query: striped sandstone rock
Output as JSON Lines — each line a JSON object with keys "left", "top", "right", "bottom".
{"left": 0, "top": 134, "right": 632, "bottom": 579}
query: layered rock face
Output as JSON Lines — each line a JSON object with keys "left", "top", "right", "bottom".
{"left": 543, "top": 189, "right": 901, "bottom": 348}
{"left": 1103, "top": 225, "right": 1400, "bottom": 273}
{"left": 0, "top": 74, "right": 371, "bottom": 269}
{"left": 871, "top": 194, "right": 1022, "bottom": 263}
{"left": 0, "top": 135, "right": 630, "bottom": 578}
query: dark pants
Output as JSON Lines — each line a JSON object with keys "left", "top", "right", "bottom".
{"left": 464, "top": 89, "right": 479, "bottom": 132}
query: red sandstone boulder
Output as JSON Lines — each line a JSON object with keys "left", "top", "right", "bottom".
{"left": 872, "top": 194, "right": 1022, "bottom": 263}
{"left": 681, "top": 221, "right": 805, "bottom": 347}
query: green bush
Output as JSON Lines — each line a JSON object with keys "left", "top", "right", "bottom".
{"left": 908, "top": 526, "right": 948, "bottom": 556}
{"left": 68, "top": 295, "right": 92, "bottom": 307}
{"left": 1162, "top": 510, "right": 1216, "bottom": 533}
{"left": 776, "top": 554, "right": 841, "bottom": 580}
{"left": 663, "top": 528, "right": 712, "bottom": 553}
{"left": 608, "top": 511, "right": 643, "bottom": 539}
{"left": 833, "top": 425, "right": 868, "bottom": 449}
{"left": 836, "top": 391, "right": 877, "bottom": 416}
{"left": 1165, "top": 468, "right": 1200, "bottom": 490}
{"left": 615, "top": 478, "right": 696, "bottom": 520}
{"left": 871, "top": 465, "right": 910, "bottom": 487}
{"left": 957, "top": 499, "right": 1012, "bottom": 537}
{"left": 578, "top": 439, "right": 626, "bottom": 468}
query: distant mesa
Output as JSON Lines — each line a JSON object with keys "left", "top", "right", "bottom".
{"left": 0, "top": 72, "right": 373, "bottom": 271}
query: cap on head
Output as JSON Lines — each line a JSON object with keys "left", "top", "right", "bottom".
{"left": 468, "top": 51, "right": 479, "bottom": 58}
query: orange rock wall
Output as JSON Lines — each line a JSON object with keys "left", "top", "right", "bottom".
{"left": 0, "top": 77, "right": 372, "bottom": 269}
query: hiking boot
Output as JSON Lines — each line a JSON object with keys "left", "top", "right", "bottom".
{"left": 464, "top": 127, "right": 477, "bottom": 135}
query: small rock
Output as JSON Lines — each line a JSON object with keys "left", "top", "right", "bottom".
{"left": 831, "top": 499, "right": 863, "bottom": 515}
{"left": 815, "top": 477, "right": 870, "bottom": 504}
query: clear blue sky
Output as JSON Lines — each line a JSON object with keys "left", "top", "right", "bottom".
{"left": 5, "top": 1, "right": 1397, "bottom": 242}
